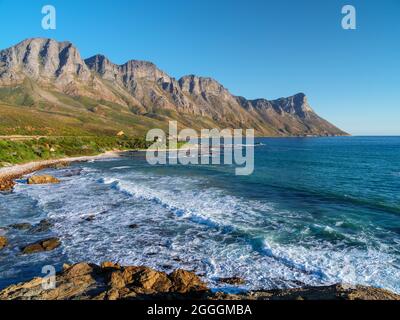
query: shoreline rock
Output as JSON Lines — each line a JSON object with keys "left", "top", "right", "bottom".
{"left": 27, "top": 175, "right": 60, "bottom": 185}
{"left": 0, "top": 262, "right": 398, "bottom": 300}
{"left": 0, "top": 236, "right": 7, "bottom": 250}
{"left": 21, "top": 237, "right": 61, "bottom": 254}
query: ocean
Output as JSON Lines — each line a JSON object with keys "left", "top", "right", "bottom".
{"left": 0, "top": 136, "right": 399, "bottom": 293}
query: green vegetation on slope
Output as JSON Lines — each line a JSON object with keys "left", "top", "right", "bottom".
{"left": 0, "top": 136, "right": 151, "bottom": 166}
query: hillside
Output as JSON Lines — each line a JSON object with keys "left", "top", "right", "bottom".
{"left": 0, "top": 38, "right": 347, "bottom": 137}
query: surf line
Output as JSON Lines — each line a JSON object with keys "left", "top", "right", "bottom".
{"left": 145, "top": 121, "right": 255, "bottom": 176}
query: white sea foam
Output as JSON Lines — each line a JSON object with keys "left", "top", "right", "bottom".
{"left": 9, "top": 163, "right": 400, "bottom": 294}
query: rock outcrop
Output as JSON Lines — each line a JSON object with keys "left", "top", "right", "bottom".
{"left": 0, "top": 262, "right": 398, "bottom": 300}
{"left": 0, "top": 262, "right": 208, "bottom": 300}
{"left": 21, "top": 237, "right": 61, "bottom": 254}
{"left": 27, "top": 175, "right": 60, "bottom": 184}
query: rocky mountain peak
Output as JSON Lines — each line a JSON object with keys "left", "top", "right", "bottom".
{"left": 0, "top": 37, "right": 90, "bottom": 86}
{"left": 178, "top": 75, "right": 227, "bottom": 96}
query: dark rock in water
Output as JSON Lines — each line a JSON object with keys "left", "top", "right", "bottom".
{"left": 27, "top": 175, "right": 60, "bottom": 185}
{"left": 128, "top": 224, "right": 139, "bottom": 229}
{"left": 84, "top": 215, "right": 96, "bottom": 222}
{"left": 217, "top": 277, "right": 246, "bottom": 285}
{"left": 0, "top": 236, "right": 8, "bottom": 250}
{"left": 172, "top": 257, "right": 183, "bottom": 262}
{"left": 9, "top": 223, "right": 32, "bottom": 230}
{"left": 21, "top": 237, "right": 61, "bottom": 254}
{"left": 29, "top": 219, "right": 53, "bottom": 233}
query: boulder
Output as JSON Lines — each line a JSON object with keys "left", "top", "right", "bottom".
{"left": 27, "top": 175, "right": 60, "bottom": 185}
{"left": 0, "top": 236, "right": 8, "bottom": 249}
{"left": 22, "top": 237, "right": 61, "bottom": 254}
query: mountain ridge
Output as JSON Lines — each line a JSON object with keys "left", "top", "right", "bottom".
{"left": 0, "top": 38, "right": 348, "bottom": 137}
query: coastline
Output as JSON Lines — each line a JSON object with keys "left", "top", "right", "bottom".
{"left": 0, "top": 143, "right": 198, "bottom": 191}
{"left": 0, "top": 262, "right": 399, "bottom": 300}
{"left": 0, "top": 139, "right": 399, "bottom": 300}
{"left": 0, "top": 150, "right": 124, "bottom": 191}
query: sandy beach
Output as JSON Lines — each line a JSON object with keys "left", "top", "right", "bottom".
{"left": 0, "top": 150, "right": 123, "bottom": 187}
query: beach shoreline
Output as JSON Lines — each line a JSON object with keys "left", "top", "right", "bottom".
{"left": 0, "top": 150, "right": 125, "bottom": 190}
{"left": 0, "top": 144, "right": 200, "bottom": 191}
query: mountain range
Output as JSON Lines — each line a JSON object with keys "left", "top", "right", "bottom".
{"left": 0, "top": 38, "right": 347, "bottom": 137}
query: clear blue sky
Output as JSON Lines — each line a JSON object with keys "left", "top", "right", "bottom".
{"left": 0, "top": 0, "right": 399, "bottom": 135}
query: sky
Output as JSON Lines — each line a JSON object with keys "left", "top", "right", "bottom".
{"left": 0, "top": 0, "right": 399, "bottom": 135}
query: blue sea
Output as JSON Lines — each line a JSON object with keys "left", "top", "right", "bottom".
{"left": 0, "top": 137, "right": 399, "bottom": 293}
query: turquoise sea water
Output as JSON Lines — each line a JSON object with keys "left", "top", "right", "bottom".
{"left": 0, "top": 137, "right": 399, "bottom": 293}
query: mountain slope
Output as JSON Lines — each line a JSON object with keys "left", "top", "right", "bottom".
{"left": 0, "top": 38, "right": 347, "bottom": 137}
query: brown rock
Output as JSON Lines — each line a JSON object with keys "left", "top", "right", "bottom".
{"left": 132, "top": 268, "right": 172, "bottom": 293}
{"left": 169, "top": 269, "right": 208, "bottom": 293}
{"left": 101, "top": 261, "right": 121, "bottom": 270}
{"left": 0, "top": 262, "right": 399, "bottom": 301}
{"left": 42, "top": 238, "right": 61, "bottom": 251}
{"left": 27, "top": 175, "right": 60, "bottom": 185}
{"left": 109, "top": 271, "right": 126, "bottom": 289}
{"left": 0, "top": 179, "right": 15, "bottom": 191}
{"left": 63, "top": 262, "right": 95, "bottom": 278}
{"left": 106, "top": 288, "right": 120, "bottom": 300}
{"left": 121, "top": 266, "right": 143, "bottom": 284}
{"left": 62, "top": 263, "right": 71, "bottom": 271}
{"left": 22, "top": 237, "right": 61, "bottom": 254}
{"left": 0, "top": 236, "right": 8, "bottom": 249}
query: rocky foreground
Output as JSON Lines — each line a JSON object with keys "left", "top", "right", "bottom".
{"left": 0, "top": 262, "right": 399, "bottom": 300}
